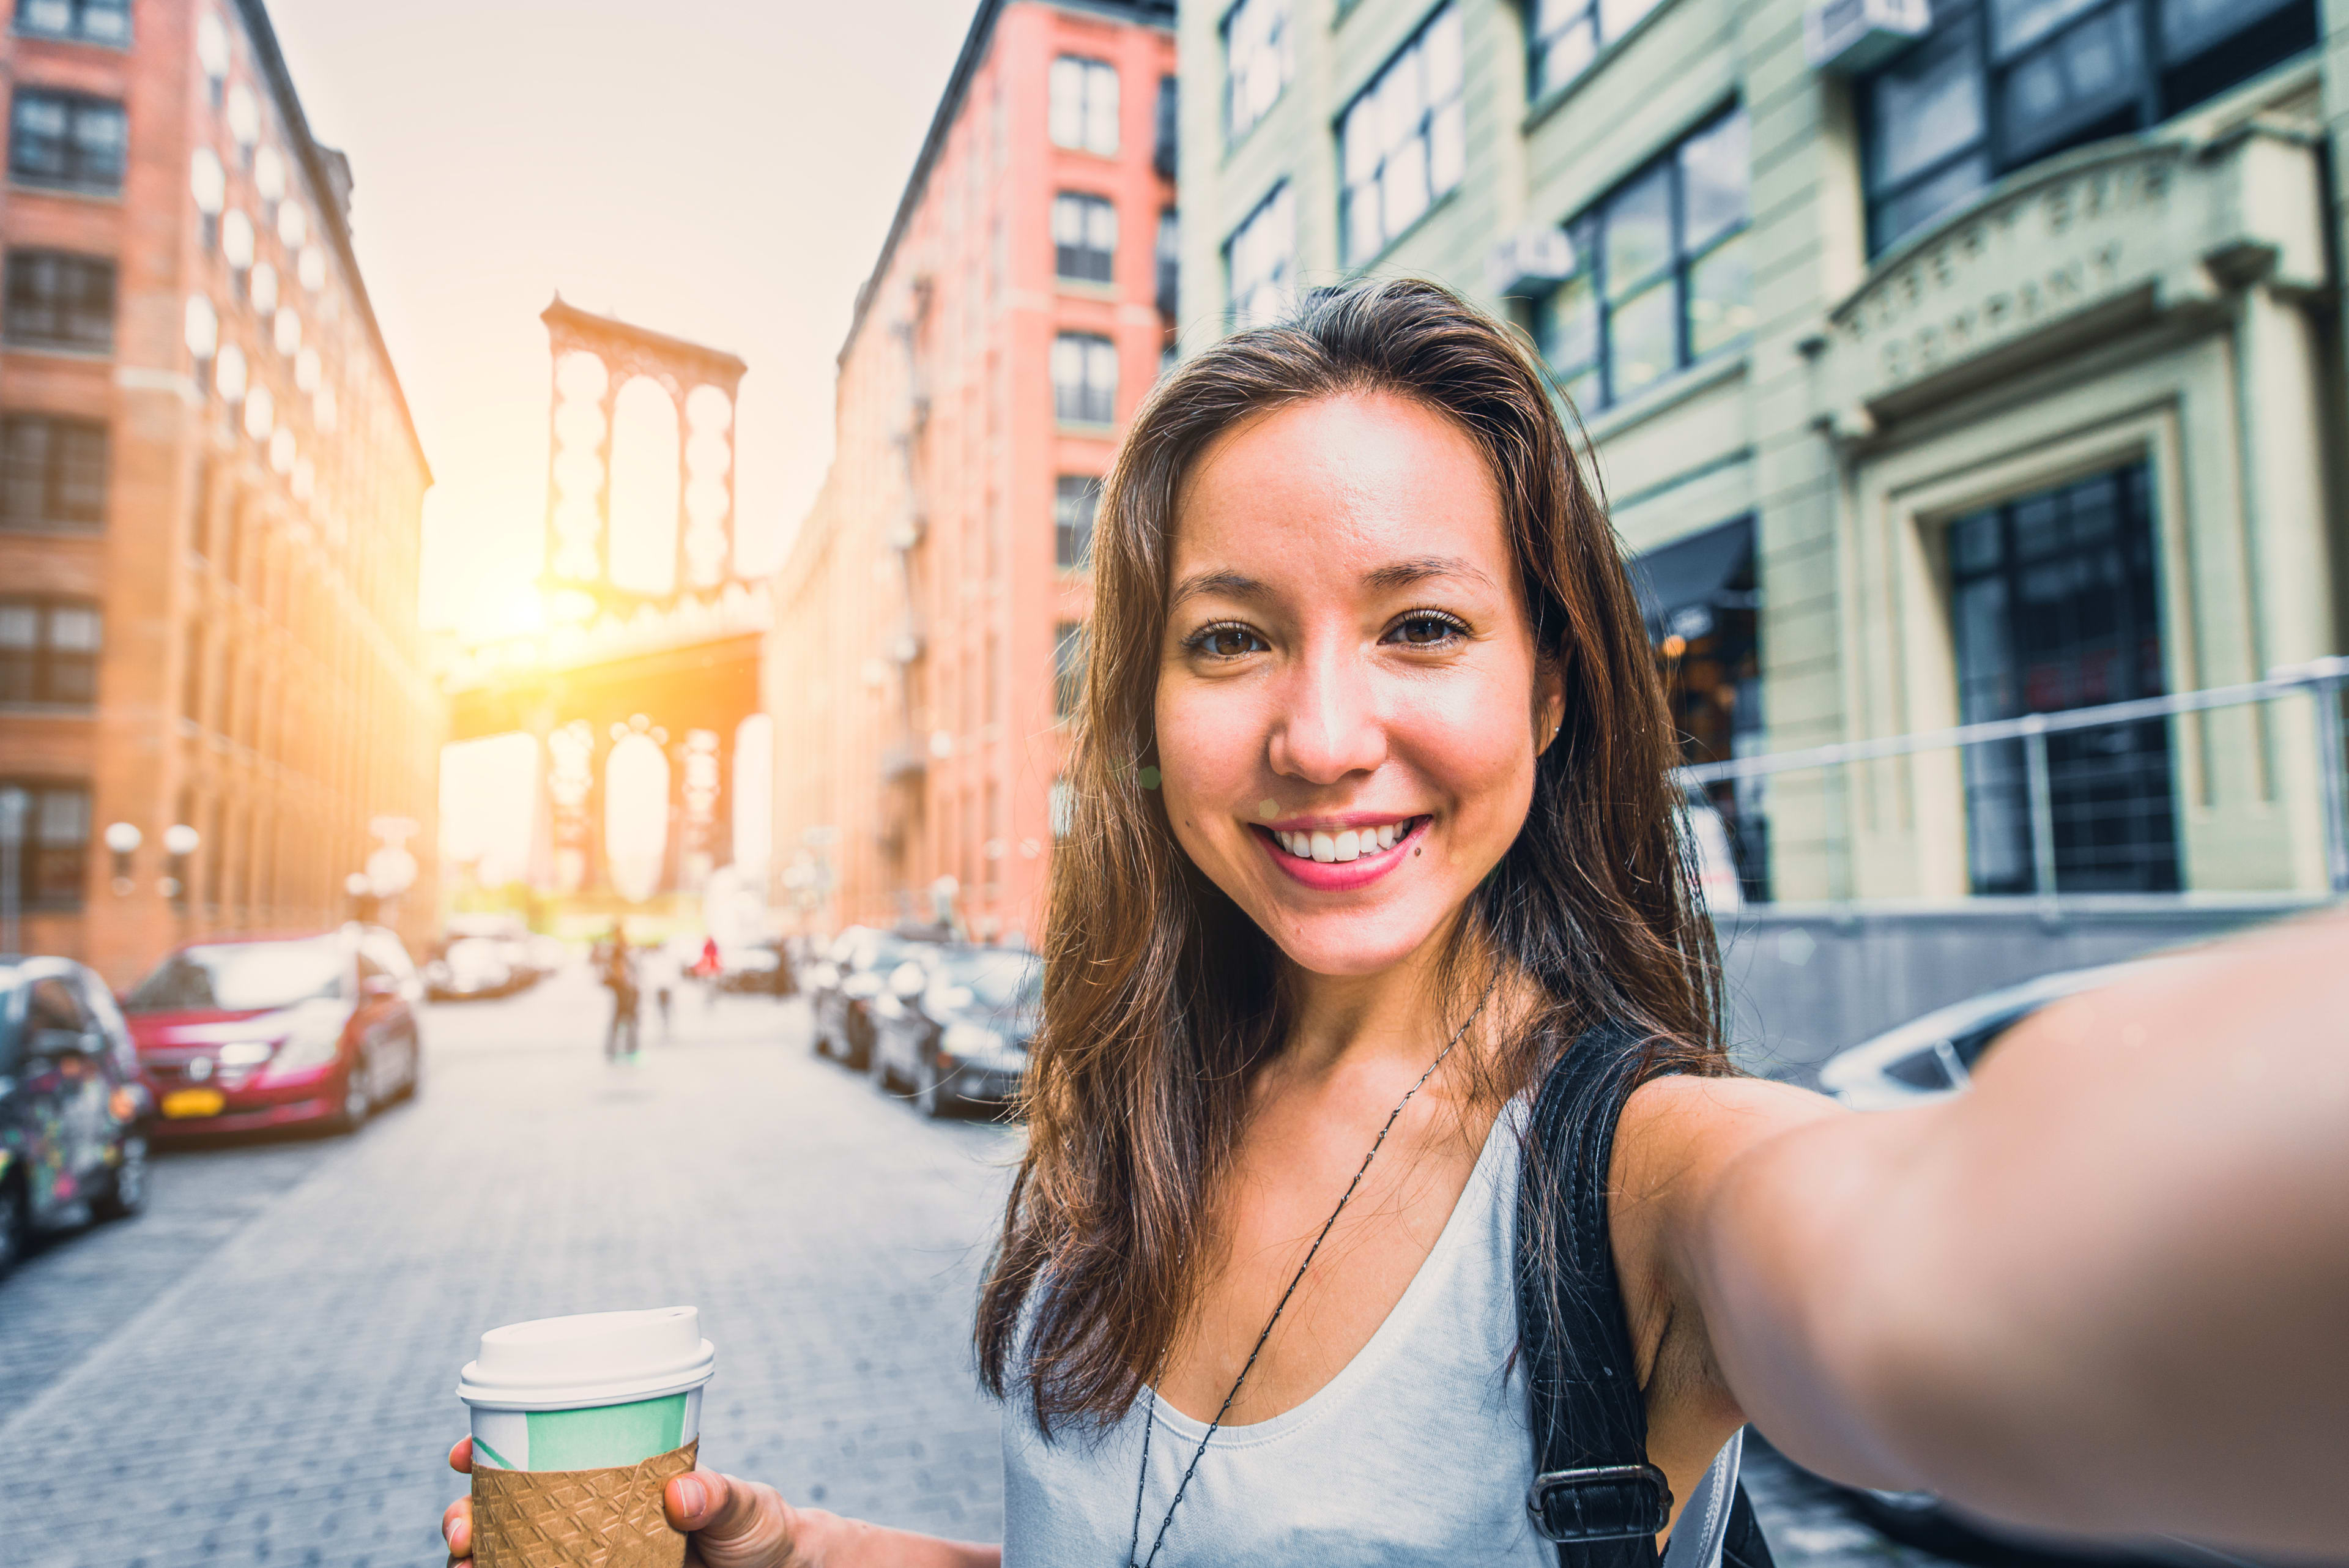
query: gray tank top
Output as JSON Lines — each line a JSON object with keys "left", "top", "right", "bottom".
{"left": 1001, "top": 1100, "right": 1554, "bottom": 1566}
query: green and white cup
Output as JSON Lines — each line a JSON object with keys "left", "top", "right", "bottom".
{"left": 459, "top": 1306, "right": 716, "bottom": 1473}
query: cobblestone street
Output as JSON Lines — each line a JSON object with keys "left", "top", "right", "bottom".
{"left": 1, "top": 967, "right": 1955, "bottom": 1567}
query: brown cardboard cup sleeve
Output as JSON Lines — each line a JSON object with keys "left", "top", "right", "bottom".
{"left": 471, "top": 1438, "right": 700, "bottom": 1568}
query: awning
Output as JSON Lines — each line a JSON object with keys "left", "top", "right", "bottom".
{"left": 1627, "top": 515, "right": 1754, "bottom": 644}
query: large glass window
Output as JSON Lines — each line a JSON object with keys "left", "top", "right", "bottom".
{"left": 1340, "top": 5, "right": 1465, "bottom": 265}
{"left": 0, "top": 598, "right": 99, "bottom": 706}
{"left": 1053, "top": 193, "right": 1118, "bottom": 284}
{"left": 1225, "top": 182, "right": 1295, "bottom": 330}
{"left": 9, "top": 90, "right": 126, "bottom": 193}
{"left": 1223, "top": 0, "right": 1293, "bottom": 144}
{"left": 1156, "top": 209, "right": 1179, "bottom": 319}
{"left": 1861, "top": 0, "right": 2315, "bottom": 253}
{"left": 14, "top": 0, "right": 130, "bottom": 45}
{"left": 1055, "top": 476, "right": 1098, "bottom": 570}
{"left": 1527, "top": 0, "right": 1663, "bottom": 100}
{"left": 4, "top": 250, "right": 114, "bottom": 351}
{"left": 0, "top": 781, "right": 89, "bottom": 908}
{"left": 1536, "top": 106, "right": 1751, "bottom": 412}
{"left": 1052, "top": 333, "right": 1118, "bottom": 425}
{"left": 1049, "top": 56, "right": 1120, "bottom": 156}
{"left": 1950, "top": 463, "right": 2178, "bottom": 894}
{"left": 0, "top": 414, "right": 106, "bottom": 529}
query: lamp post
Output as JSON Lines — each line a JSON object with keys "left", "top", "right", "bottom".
{"left": 0, "top": 787, "right": 23, "bottom": 955}
{"left": 103, "top": 821, "right": 142, "bottom": 895}
{"left": 161, "top": 822, "right": 199, "bottom": 907}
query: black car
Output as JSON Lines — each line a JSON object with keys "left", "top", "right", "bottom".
{"left": 808, "top": 925, "right": 948, "bottom": 1071}
{"left": 869, "top": 944, "right": 1041, "bottom": 1117}
{"left": 0, "top": 955, "right": 152, "bottom": 1278}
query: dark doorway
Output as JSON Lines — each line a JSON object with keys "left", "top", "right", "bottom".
{"left": 1948, "top": 464, "right": 2179, "bottom": 894}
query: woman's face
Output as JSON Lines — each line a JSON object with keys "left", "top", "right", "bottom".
{"left": 1156, "top": 392, "right": 1562, "bottom": 978}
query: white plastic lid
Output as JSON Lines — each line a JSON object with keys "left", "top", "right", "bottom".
{"left": 458, "top": 1306, "right": 716, "bottom": 1411}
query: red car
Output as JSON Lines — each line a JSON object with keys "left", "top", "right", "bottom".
{"left": 123, "top": 925, "right": 423, "bottom": 1137}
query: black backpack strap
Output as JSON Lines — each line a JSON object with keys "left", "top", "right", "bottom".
{"left": 1515, "top": 1023, "right": 1776, "bottom": 1568}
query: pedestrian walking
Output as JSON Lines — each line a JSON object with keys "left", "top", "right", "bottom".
{"left": 692, "top": 933, "right": 721, "bottom": 1010}
{"left": 442, "top": 281, "right": 2349, "bottom": 1567}
{"left": 598, "top": 923, "right": 640, "bottom": 1063}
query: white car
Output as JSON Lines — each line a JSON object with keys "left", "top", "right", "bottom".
{"left": 1815, "top": 960, "right": 2159, "bottom": 1111}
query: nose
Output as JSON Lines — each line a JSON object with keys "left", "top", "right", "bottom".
{"left": 1267, "top": 641, "right": 1387, "bottom": 786}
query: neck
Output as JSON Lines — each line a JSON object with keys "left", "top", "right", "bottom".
{"left": 1276, "top": 915, "right": 1488, "bottom": 1087}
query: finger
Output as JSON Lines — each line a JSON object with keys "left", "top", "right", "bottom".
{"left": 666, "top": 1466, "right": 771, "bottom": 1540}
{"left": 442, "top": 1496, "right": 472, "bottom": 1559}
{"left": 448, "top": 1436, "right": 474, "bottom": 1474}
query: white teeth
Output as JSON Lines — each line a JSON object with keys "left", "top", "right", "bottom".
{"left": 1310, "top": 831, "right": 1337, "bottom": 862}
{"left": 1269, "top": 820, "right": 1418, "bottom": 860}
{"left": 1378, "top": 823, "right": 1397, "bottom": 849}
{"left": 1334, "top": 830, "right": 1360, "bottom": 861}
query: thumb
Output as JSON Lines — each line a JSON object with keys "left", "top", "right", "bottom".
{"left": 666, "top": 1467, "right": 768, "bottom": 1539}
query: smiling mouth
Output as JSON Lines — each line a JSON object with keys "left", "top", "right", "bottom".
{"left": 1258, "top": 816, "right": 1429, "bottom": 864}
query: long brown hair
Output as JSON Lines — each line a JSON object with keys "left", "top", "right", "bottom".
{"left": 976, "top": 277, "right": 1727, "bottom": 1432}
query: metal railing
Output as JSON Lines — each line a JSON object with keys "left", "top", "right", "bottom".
{"left": 1675, "top": 656, "right": 2349, "bottom": 905}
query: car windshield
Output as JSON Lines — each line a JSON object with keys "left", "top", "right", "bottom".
{"left": 126, "top": 938, "right": 346, "bottom": 1013}
{"left": 942, "top": 951, "right": 1041, "bottom": 1009}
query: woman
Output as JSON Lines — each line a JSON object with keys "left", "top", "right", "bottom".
{"left": 441, "top": 280, "right": 2348, "bottom": 1566}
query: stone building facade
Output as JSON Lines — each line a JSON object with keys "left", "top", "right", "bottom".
{"left": 0, "top": 0, "right": 437, "bottom": 983}
{"left": 1176, "top": 0, "right": 2343, "bottom": 902}
{"left": 768, "top": 0, "right": 1176, "bottom": 937}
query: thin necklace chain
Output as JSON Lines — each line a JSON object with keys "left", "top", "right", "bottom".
{"left": 1124, "top": 972, "right": 1501, "bottom": 1568}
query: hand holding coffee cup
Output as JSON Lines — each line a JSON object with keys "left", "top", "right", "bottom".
{"left": 451, "top": 1307, "right": 722, "bottom": 1567}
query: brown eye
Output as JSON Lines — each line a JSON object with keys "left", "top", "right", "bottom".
{"left": 1389, "top": 614, "right": 1464, "bottom": 647}
{"left": 1190, "top": 623, "right": 1266, "bottom": 659}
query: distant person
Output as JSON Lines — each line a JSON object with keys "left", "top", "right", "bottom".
{"left": 692, "top": 934, "right": 722, "bottom": 1009}
{"left": 599, "top": 924, "right": 640, "bottom": 1063}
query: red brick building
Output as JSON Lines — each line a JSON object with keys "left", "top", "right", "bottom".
{"left": 0, "top": 0, "right": 437, "bottom": 984}
{"left": 767, "top": 0, "right": 1176, "bottom": 938}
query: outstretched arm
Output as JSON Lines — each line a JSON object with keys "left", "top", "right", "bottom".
{"left": 1621, "top": 908, "right": 2349, "bottom": 1557}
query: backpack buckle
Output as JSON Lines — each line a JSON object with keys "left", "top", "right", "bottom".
{"left": 1526, "top": 1463, "right": 1673, "bottom": 1543}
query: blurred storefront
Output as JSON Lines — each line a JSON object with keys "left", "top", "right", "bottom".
{"left": 1176, "top": 0, "right": 2346, "bottom": 902}
{"left": 766, "top": 0, "right": 1177, "bottom": 937}
{"left": 0, "top": 0, "right": 439, "bottom": 984}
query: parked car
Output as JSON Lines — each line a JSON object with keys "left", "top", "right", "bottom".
{"left": 713, "top": 941, "right": 790, "bottom": 995}
{"left": 1808, "top": 957, "right": 2258, "bottom": 1567}
{"left": 0, "top": 955, "right": 152, "bottom": 1278}
{"left": 124, "top": 925, "right": 423, "bottom": 1138}
{"left": 440, "top": 914, "right": 547, "bottom": 992}
{"left": 425, "top": 935, "right": 519, "bottom": 1001}
{"left": 869, "top": 944, "right": 1042, "bottom": 1117}
{"left": 1816, "top": 960, "right": 2156, "bottom": 1111}
{"left": 808, "top": 926, "right": 948, "bottom": 1070}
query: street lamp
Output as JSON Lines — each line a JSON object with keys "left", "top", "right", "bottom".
{"left": 161, "top": 822, "right": 199, "bottom": 904}
{"left": 103, "top": 821, "right": 141, "bottom": 894}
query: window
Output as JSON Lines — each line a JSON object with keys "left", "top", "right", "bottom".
{"left": 15, "top": 0, "right": 129, "bottom": 45}
{"left": 1049, "top": 56, "right": 1119, "bottom": 155}
{"left": 0, "top": 415, "right": 106, "bottom": 529}
{"left": 4, "top": 250, "right": 114, "bottom": 351}
{"left": 1053, "top": 192, "right": 1117, "bottom": 284}
{"left": 0, "top": 781, "right": 90, "bottom": 908}
{"left": 1055, "top": 476, "right": 1098, "bottom": 569}
{"left": 9, "top": 91, "right": 126, "bottom": 193}
{"left": 1527, "top": 0, "right": 1663, "bottom": 100}
{"left": 1156, "top": 208, "right": 1180, "bottom": 319}
{"left": 1536, "top": 106, "right": 1751, "bottom": 411}
{"left": 1225, "top": 182, "right": 1296, "bottom": 330}
{"left": 1340, "top": 6, "right": 1465, "bottom": 264}
{"left": 0, "top": 598, "right": 99, "bottom": 706}
{"left": 1052, "top": 333, "right": 1118, "bottom": 425}
{"left": 1950, "top": 463, "right": 2178, "bottom": 894}
{"left": 1154, "top": 75, "right": 1179, "bottom": 179}
{"left": 1861, "top": 0, "right": 2315, "bottom": 253}
{"left": 1223, "top": 0, "right": 1293, "bottom": 144}
{"left": 1053, "top": 622, "right": 1087, "bottom": 719}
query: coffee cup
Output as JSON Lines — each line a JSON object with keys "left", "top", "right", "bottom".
{"left": 458, "top": 1306, "right": 716, "bottom": 1567}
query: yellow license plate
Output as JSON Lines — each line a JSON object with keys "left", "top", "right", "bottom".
{"left": 161, "top": 1088, "right": 226, "bottom": 1118}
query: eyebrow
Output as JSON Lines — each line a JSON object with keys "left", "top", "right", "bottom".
{"left": 1168, "top": 555, "right": 1497, "bottom": 611}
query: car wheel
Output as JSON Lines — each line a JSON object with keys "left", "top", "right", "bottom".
{"left": 93, "top": 1130, "right": 149, "bottom": 1220}
{"left": 845, "top": 1011, "right": 873, "bottom": 1073}
{"left": 915, "top": 1053, "right": 950, "bottom": 1119}
{"left": 0, "top": 1175, "right": 27, "bottom": 1279}
{"left": 329, "top": 1058, "right": 372, "bottom": 1135}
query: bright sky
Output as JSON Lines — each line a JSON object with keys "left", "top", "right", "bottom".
{"left": 265, "top": 0, "right": 980, "bottom": 640}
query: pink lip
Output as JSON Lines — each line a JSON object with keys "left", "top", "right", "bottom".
{"left": 1252, "top": 817, "right": 1427, "bottom": 891}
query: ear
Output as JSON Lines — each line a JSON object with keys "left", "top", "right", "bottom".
{"left": 1533, "top": 654, "right": 1567, "bottom": 756}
